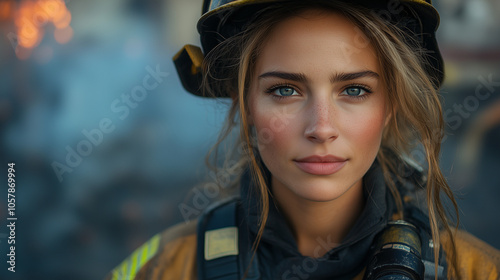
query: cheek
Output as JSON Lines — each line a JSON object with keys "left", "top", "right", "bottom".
{"left": 249, "top": 102, "right": 297, "bottom": 159}
{"left": 253, "top": 111, "right": 295, "bottom": 151}
{"left": 344, "top": 106, "right": 387, "bottom": 151}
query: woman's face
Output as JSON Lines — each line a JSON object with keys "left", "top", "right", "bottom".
{"left": 248, "top": 10, "right": 390, "bottom": 202}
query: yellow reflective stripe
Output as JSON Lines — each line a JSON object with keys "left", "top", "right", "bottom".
{"left": 115, "top": 256, "right": 130, "bottom": 280}
{"left": 111, "top": 269, "right": 119, "bottom": 280}
{"left": 128, "top": 250, "right": 140, "bottom": 279}
{"left": 149, "top": 234, "right": 160, "bottom": 257}
{"left": 121, "top": 257, "right": 129, "bottom": 278}
{"left": 110, "top": 257, "right": 128, "bottom": 280}
{"left": 139, "top": 239, "right": 149, "bottom": 266}
{"left": 110, "top": 233, "right": 161, "bottom": 280}
{"left": 109, "top": 257, "right": 130, "bottom": 280}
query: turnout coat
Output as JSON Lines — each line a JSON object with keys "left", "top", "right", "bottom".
{"left": 106, "top": 161, "right": 500, "bottom": 280}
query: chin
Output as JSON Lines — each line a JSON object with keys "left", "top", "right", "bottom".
{"left": 294, "top": 182, "right": 351, "bottom": 202}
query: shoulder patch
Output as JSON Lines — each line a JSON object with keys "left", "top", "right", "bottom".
{"left": 204, "top": 226, "right": 238, "bottom": 260}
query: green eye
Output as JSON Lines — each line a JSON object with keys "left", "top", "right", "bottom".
{"left": 341, "top": 86, "right": 372, "bottom": 100}
{"left": 277, "top": 87, "right": 296, "bottom": 96}
{"left": 345, "top": 87, "right": 364, "bottom": 96}
{"left": 265, "top": 84, "right": 299, "bottom": 99}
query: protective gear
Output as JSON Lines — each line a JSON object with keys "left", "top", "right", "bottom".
{"left": 105, "top": 160, "right": 500, "bottom": 280}
{"left": 193, "top": 159, "right": 448, "bottom": 280}
{"left": 195, "top": 203, "right": 444, "bottom": 280}
{"left": 173, "top": 0, "right": 444, "bottom": 97}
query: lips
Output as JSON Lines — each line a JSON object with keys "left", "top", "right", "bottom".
{"left": 294, "top": 155, "right": 347, "bottom": 175}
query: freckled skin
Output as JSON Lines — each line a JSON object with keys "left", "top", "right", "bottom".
{"left": 248, "top": 10, "right": 389, "bottom": 205}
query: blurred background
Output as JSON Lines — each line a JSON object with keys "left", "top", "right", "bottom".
{"left": 0, "top": 0, "right": 499, "bottom": 279}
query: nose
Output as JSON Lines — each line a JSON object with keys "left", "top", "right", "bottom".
{"left": 304, "top": 97, "right": 339, "bottom": 143}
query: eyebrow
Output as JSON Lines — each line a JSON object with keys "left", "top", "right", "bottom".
{"left": 330, "top": 71, "right": 379, "bottom": 83}
{"left": 258, "top": 70, "right": 379, "bottom": 83}
{"left": 258, "top": 71, "right": 307, "bottom": 82}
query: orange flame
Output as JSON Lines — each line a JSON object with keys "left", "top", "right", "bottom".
{"left": 0, "top": 0, "right": 14, "bottom": 21}
{"left": 13, "top": 0, "right": 72, "bottom": 59}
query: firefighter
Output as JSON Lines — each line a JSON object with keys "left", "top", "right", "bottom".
{"left": 106, "top": 1, "right": 500, "bottom": 279}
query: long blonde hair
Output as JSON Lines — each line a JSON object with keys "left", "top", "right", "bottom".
{"left": 202, "top": 1, "right": 459, "bottom": 278}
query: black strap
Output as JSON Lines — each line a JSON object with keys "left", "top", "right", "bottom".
{"left": 197, "top": 198, "right": 240, "bottom": 280}
{"left": 198, "top": 197, "right": 445, "bottom": 279}
{"left": 405, "top": 207, "right": 448, "bottom": 280}
{"left": 237, "top": 207, "right": 260, "bottom": 280}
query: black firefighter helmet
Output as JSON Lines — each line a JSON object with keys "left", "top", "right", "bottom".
{"left": 173, "top": 0, "right": 444, "bottom": 97}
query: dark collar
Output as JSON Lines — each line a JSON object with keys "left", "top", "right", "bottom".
{"left": 239, "top": 160, "right": 396, "bottom": 279}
